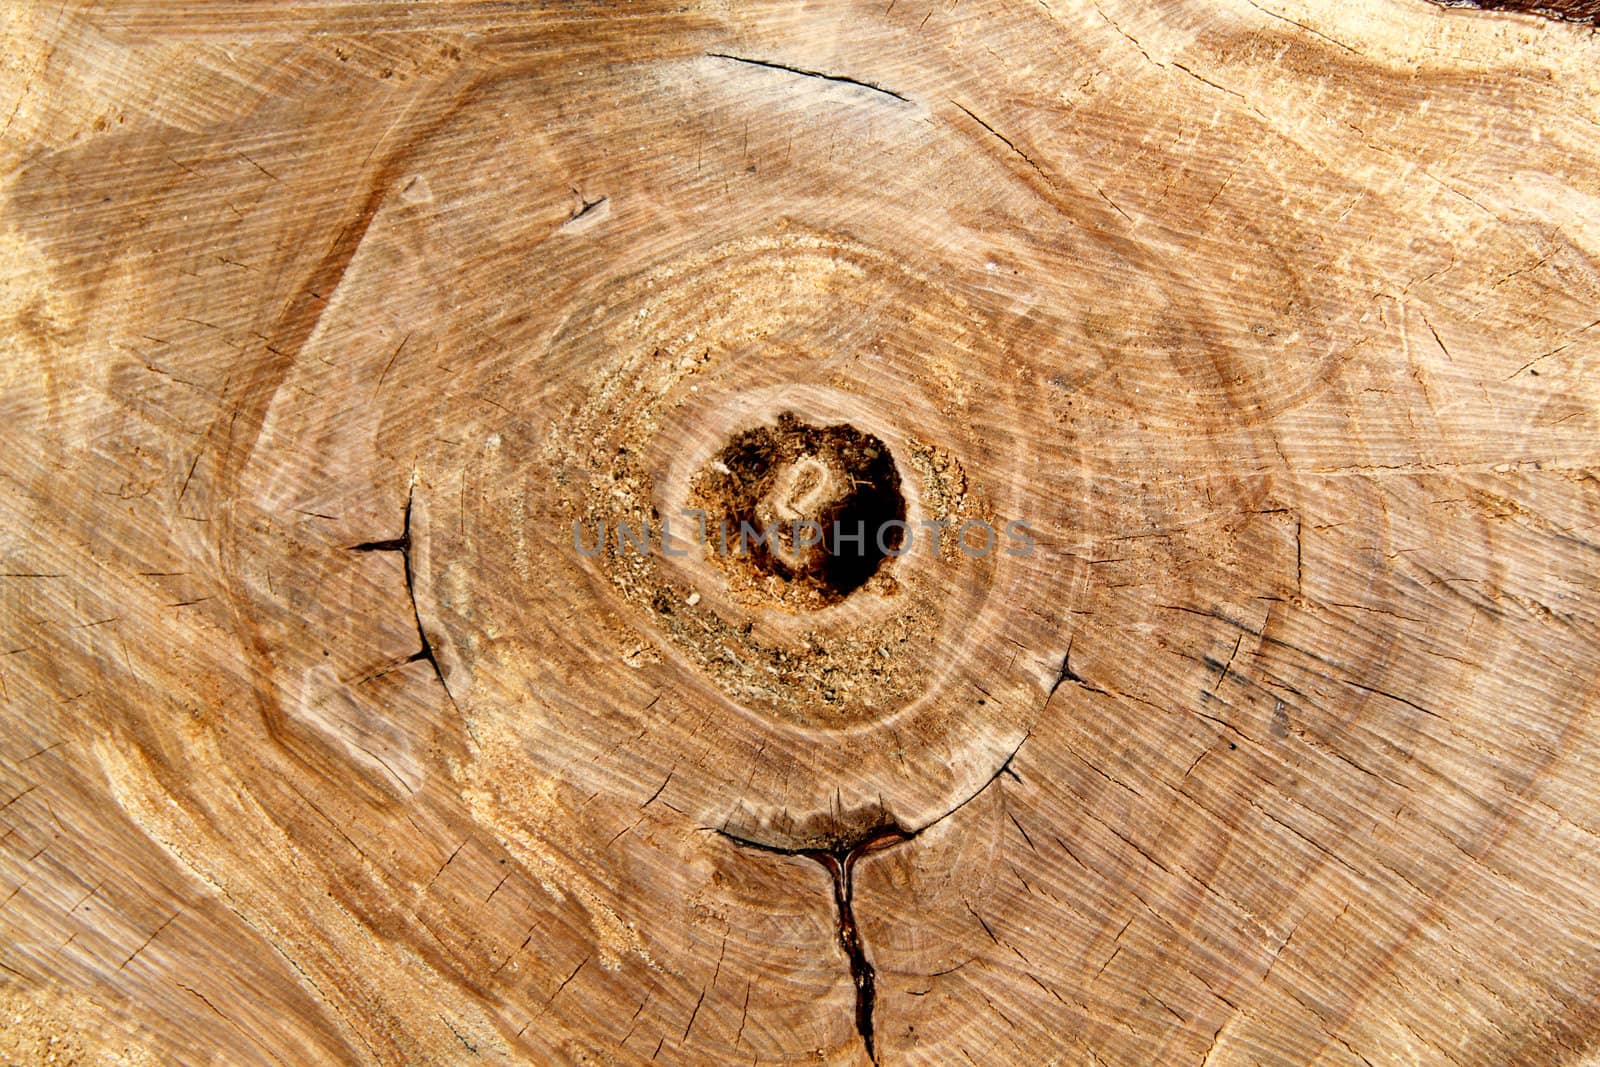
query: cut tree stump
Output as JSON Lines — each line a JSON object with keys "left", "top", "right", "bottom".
{"left": 3, "top": 1, "right": 1600, "bottom": 1064}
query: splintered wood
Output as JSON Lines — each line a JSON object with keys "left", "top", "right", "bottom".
{"left": 3, "top": 1, "right": 1599, "bottom": 1063}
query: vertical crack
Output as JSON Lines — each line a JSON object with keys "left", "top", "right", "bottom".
{"left": 823, "top": 828, "right": 911, "bottom": 1061}
{"left": 349, "top": 486, "right": 457, "bottom": 709}
{"left": 713, "top": 734, "right": 1026, "bottom": 1061}
{"left": 717, "top": 826, "right": 909, "bottom": 1062}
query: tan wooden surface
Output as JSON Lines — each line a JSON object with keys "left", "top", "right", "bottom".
{"left": 3, "top": 1, "right": 1600, "bottom": 1063}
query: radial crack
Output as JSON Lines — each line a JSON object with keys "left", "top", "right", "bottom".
{"left": 1050, "top": 636, "right": 1106, "bottom": 697}
{"left": 714, "top": 733, "right": 1027, "bottom": 1060}
{"left": 950, "top": 100, "right": 1055, "bottom": 189}
{"left": 718, "top": 826, "right": 907, "bottom": 1061}
{"left": 349, "top": 487, "right": 457, "bottom": 709}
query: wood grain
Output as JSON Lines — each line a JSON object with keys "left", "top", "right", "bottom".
{"left": 3, "top": 1, "right": 1599, "bottom": 1063}
{"left": 1432, "top": 0, "right": 1600, "bottom": 26}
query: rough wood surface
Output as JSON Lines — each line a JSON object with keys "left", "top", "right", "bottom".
{"left": 1434, "top": 0, "right": 1600, "bottom": 25}
{"left": 4, "top": 1, "right": 1600, "bottom": 1064}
